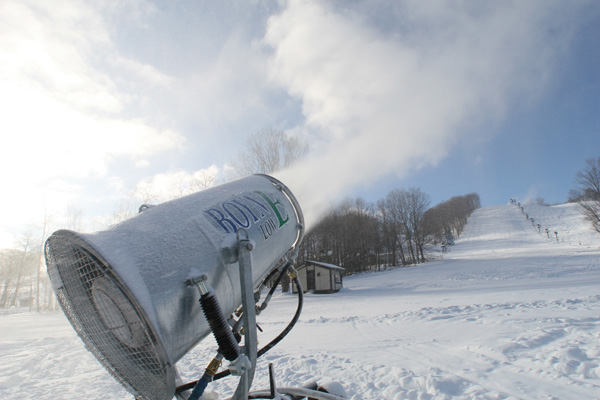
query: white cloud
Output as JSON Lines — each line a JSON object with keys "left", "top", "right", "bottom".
{"left": 0, "top": 0, "right": 184, "bottom": 247}
{"left": 0, "top": 0, "right": 184, "bottom": 166}
{"left": 0, "top": 1, "right": 118, "bottom": 113}
{"left": 135, "top": 159, "right": 151, "bottom": 169}
{"left": 266, "top": 0, "right": 583, "bottom": 228}
{"left": 1, "top": 82, "right": 183, "bottom": 179}
{"left": 133, "top": 165, "right": 221, "bottom": 204}
{"left": 0, "top": 0, "right": 589, "bottom": 247}
{"left": 109, "top": 55, "right": 174, "bottom": 88}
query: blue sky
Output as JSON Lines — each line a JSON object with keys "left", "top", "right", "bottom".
{"left": 372, "top": 24, "right": 600, "bottom": 209}
{"left": 1, "top": 0, "right": 599, "bottom": 247}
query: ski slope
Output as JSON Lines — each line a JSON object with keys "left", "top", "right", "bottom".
{"left": 1, "top": 203, "right": 599, "bottom": 399}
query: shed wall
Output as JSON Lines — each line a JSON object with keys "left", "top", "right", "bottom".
{"left": 292, "top": 262, "right": 344, "bottom": 294}
{"left": 315, "top": 265, "right": 331, "bottom": 292}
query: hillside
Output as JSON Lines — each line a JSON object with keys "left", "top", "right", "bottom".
{"left": 1, "top": 203, "right": 599, "bottom": 399}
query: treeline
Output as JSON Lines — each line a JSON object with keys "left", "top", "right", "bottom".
{"left": 423, "top": 193, "right": 481, "bottom": 244}
{"left": 0, "top": 184, "right": 480, "bottom": 309}
{"left": 298, "top": 189, "right": 481, "bottom": 274}
{"left": 0, "top": 235, "right": 58, "bottom": 311}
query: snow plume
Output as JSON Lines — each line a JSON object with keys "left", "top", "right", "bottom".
{"left": 266, "top": 0, "right": 584, "bottom": 229}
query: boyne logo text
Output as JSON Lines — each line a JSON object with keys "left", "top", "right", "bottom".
{"left": 204, "top": 191, "right": 290, "bottom": 240}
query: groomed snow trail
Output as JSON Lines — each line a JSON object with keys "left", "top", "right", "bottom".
{"left": 1, "top": 203, "right": 599, "bottom": 399}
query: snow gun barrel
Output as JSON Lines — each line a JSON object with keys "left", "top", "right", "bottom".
{"left": 44, "top": 174, "right": 304, "bottom": 400}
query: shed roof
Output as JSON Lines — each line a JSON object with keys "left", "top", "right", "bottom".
{"left": 303, "top": 260, "right": 345, "bottom": 271}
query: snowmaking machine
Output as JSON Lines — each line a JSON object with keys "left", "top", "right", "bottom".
{"left": 44, "top": 174, "right": 347, "bottom": 400}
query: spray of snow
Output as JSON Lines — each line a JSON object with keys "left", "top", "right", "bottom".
{"left": 267, "top": 0, "right": 582, "bottom": 228}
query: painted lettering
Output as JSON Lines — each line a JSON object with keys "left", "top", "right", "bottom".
{"left": 255, "top": 191, "right": 289, "bottom": 228}
{"left": 241, "top": 195, "right": 269, "bottom": 218}
{"left": 204, "top": 208, "right": 237, "bottom": 233}
{"left": 222, "top": 201, "right": 251, "bottom": 228}
{"left": 204, "top": 191, "right": 290, "bottom": 236}
{"left": 231, "top": 198, "right": 260, "bottom": 222}
{"left": 259, "top": 218, "right": 277, "bottom": 240}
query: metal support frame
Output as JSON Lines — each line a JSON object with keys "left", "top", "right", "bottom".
{"left": 232, "top": 228, "right": 258, "bottom": 400}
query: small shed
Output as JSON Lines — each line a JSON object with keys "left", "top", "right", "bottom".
{"left": 293, "top": 260, "right": 344, "bottom": 294}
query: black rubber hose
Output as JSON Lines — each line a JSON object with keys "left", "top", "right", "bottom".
{"left": 176, "top": 269, "right": 282, "bottom": 394}
{"left": 267, "top": 267, "right": 287, "bottom": 297}
{"left": 201, "top": 291, "right": 240, "bottom": 362}
{"left": 257, "top": 275, "right": 303, "bottom": 356}
{"left": 212, "top": 274, "right": 304, "bottom": 381}
{"left": 258, "top": 265, "right": 289, "bottom": 311}
{"left": 262, "top": 267, "right": 281, "bottom": 287}
{"left": 178, "top": 271, "right": 304, "bottom": 392}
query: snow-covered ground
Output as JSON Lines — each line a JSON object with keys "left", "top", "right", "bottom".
{"left": 1, "top": 203, "right": 599, "bottom": 399}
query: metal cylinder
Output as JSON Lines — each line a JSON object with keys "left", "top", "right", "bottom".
{"left": 45, "top": 174, "right": 304, "bottom": 400}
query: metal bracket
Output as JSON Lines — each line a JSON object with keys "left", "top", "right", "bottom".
{"left": 231, "top": 228, "right": 258, "bottom": 400}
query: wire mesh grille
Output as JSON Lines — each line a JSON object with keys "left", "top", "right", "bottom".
{"left": 45, "top": 234, "right": 171, "bottom": 400}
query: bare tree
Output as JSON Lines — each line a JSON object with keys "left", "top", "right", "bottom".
{"left": 299, "top": 197, "right": 380, "bottom": 274}
{"left": 568, "top": 189, "right": 583, "bottom": 203}
{"left": 377, "top": 198, "right": 397, "bottom": 268}
{"left": 134, "top": 183, "right": 157, "bottom": 205}
{"left": 383, "top": 190, "right": 408, "bottom": 265}
{"left": 0, "top": 249, "right": 20, "bottom": 307}
{"left": 405, "top": 188, "right": 431, "bottom": 263}
{"left": 12, "top": 233, "right": 38, "bottom": 307}
{"left": 231, "top": 128, "right": 308, "bottom": 176}
{"left": 574, "top": 157, "right": 600, "bottom": 233}
{"left": 66, "top": 204, "right": 84, "bottom": 231}
{"left": 108, "top": 196, "right": 138, "bottom": 226}
{"left": 190, "top": 168, "right": 218, "bottom": 191}
{"left": 575, "top": 157, "right": 600, "bottom": 196}
{"left": 0, "top": 239, "right": 38, "bottom": 308}
{"left": 424, "top": 193, "right": 480, "bottom": 244}
{"left": 33, "top": 209, "right": 53, "bottom": 311}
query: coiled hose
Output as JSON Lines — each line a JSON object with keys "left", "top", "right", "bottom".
{"left": 176, "top": 267, "right": 303, "bottom": 394}
{"left": 200, "top": 290, "right": 240, "bottom": 362}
